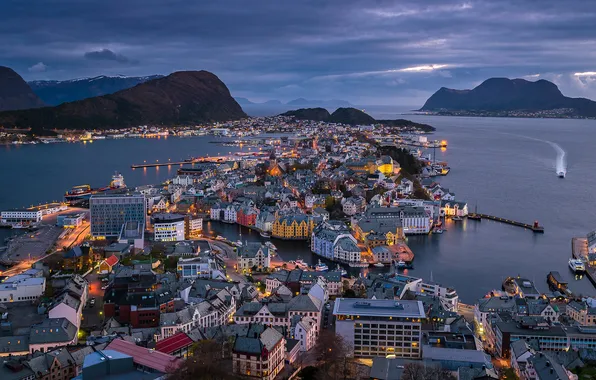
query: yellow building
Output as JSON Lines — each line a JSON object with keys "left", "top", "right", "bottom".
{"left": 272, "top": 214, "right": 315, "bottom": 240}
{"left": 376, "top": 155, "right": 394, "bottom": 176}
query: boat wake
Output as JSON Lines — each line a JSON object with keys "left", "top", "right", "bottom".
{"left": 499, "top": 132, "right": 567, "bottom": 177}
{"left": 546, "top": 141, "right": 566, "bottom": 177}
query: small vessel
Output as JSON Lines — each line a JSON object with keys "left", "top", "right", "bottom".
{"left": 374, "top": 262, "right": 385, "bottom": 268}
{"left": 434, "top": 228, "right": 444, "bottom": 234}
{"left": 335, "top": 264, "right": 348, "bottom": 276}
{"left": 260, "top": 231, "right": 271, "bottom": 238}
{"left": 265, "top": 241, "right": 277, "bottom": 251}
{"left": 315, "top": 260, "right": 329, "bottom": 272}
{"left": 395, "top": 260, "right": 408, "bottom": 269}
{"left": 452, "top": 216, "right": 463, "bottom": 221}
{"left": 235, "top": 240, "right": 243, "bottom": 247}
{"left": 295, "top": 259, "right": 308, "bottom": 269}
{"left": 558, "top": 171, "right": 565, "bottom": 179}
{"left": 569, "top": 258, "right": 585, "bottom": 273}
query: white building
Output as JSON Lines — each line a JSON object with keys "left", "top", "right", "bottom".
{"left": 48, "top": 293, "right": 83, "bottom": 329}
{"left": 333, "top": 299, "right": 425, "bottom": 358}
{"left": 1, "top": 210, "right": 43, "bottom": 226}
{"left": 237, "top": 243, "right": 271, "bottom": 271}
{"left": 152, "top": 213, "right": 186, "bottom": 242}
{"left": 177, "top": 256, "right": 226, "bottom": 280}
{"left": 0, "top": 276, "right": 46, "bottom": 303}
{"left": 292, "top": 316, "right": 318, "bottom": 352}
{"left": 232, "top": 327, "right": 285, "bottom": 380}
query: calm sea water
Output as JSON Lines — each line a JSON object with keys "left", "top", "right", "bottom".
{"left": 2, "top": 115, "right": 596, "bottom": 302}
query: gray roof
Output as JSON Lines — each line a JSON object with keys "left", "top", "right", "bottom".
{"left": 29, "top": 318, "right": 77, "bottom": 344}
{"left": 333, "top": 298, "right": 425, "bottom": 318}
{"left": 528, "top": 353, "right": 569, "bottom": 380}
{"left": 238, "top": 243, "right": 267, "bottom": 259}
{"left": 0, "top": 335, "right": 28, "bottom": 354}
{"left": 422, "top": 345, "right": 492, "bottom": 366}
{"left": 458, "top": 367, "right": 499, "bottom": 380}
{"left": 288, "top": 294, "right": 322, "bottom": 312}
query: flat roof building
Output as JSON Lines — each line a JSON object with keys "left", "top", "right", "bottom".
{"left": 333, "top": 298, "right": 425, "bottom": 358}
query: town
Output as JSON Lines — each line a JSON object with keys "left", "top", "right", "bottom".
{"left": 0, "top": 115, "right": 594, "bottom": 380}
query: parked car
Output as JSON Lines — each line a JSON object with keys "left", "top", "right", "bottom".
{"left": 89, "top": 298, "right": 96, "bottom": 306}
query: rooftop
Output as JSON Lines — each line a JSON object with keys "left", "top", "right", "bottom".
{"left": 333, "top": 298, "right": 425, "bottom": 318}
{"left": 106, "top": 338, "right": 182, "bottom": 374}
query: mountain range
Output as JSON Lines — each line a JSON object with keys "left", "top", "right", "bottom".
{"left": 235, "top": 97, "right": 352, "bottom": 107}
{"left": 421, "top": 77, "right": 596, "bottom": 117}
{"left": 280, "top": 107, "right": 435, "bottom": 131}
{"left": 29, "top": 75, "right": 164, "bottom": 106}
{"left": 0, "top": 66, "right": 45, "bottom": 112}
{"left": 282, "top": 107, "right": 375, "bottom": 125}
{"left": 0, "top": 71, "right": 246, "bottom": 133}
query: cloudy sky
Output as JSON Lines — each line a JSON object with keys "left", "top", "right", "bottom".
{"left": 3, "top": 0, "right": 596, "bottom": 106}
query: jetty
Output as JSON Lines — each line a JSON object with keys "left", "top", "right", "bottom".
{"left": 571, "top": 237, "right": 596, "bottom": 287}
{"left": 131, "top": 155, "right": 241, "bottom": 169}
{"left": 467, "top": 213, "right": 544, "bottom": 233}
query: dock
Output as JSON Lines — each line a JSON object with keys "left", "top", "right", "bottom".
{"left": 571, "top": 237, "right": 596, "bottom": 287}
{"left": 468, "top": 213, "right": 544, "bottom": 233}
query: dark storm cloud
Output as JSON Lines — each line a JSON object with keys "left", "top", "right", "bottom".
{"left": 84, "top": 49, "right": 136, "bottom": 64}
{"left": 2, "top": 0, "right": 596, "bottom": 104}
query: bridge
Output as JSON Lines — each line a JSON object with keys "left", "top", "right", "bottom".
{"left": 467, "top": 213, "right": 544, "bottom": 233}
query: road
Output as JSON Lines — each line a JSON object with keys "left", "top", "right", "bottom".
{"left": 81, "top": 271, "right": 105, "bottom": 330}
{"left": 1, "top": 223, "right": 89, "bottom": 277}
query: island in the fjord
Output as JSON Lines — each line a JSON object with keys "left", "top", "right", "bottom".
{"left": 0, "top": 66, "right": 46, "bottom": 112}
{"left": 421, "top": 77, "right": 596, "bottom": 118}
{"left": 0, "top": 70, "right": 246, "bottom": 134}
{"left": 281, "top": 107, "right": 436, "bottom": 132}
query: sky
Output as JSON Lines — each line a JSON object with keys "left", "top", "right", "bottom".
{"left": 2, "top": 0, "right": 596, "bottom": 106}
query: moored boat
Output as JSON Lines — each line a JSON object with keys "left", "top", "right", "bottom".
{"left": 315, "top": 260, "right": 329, "bottom": 272}
{"left": 569, "top": 258, "right": 585, "bottom": 273}
{"left": 373, "top": 262, "right": 385, "bottom": 268}
{"left": 558, "top": 171, "right": 566, "bottom": 179}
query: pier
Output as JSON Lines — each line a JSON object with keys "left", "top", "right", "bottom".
{"left": 131, "top": 155, "right": 240, "bottom": 169}
{"left": 571, "top": 237, "right": 596, "bottom": 288}
{"left": 468, "top": 213, "right": 544, "bottom": 233}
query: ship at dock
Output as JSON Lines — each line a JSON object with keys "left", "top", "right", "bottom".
{"left": 64, "top": 172, "right": 126, "bottom": 201}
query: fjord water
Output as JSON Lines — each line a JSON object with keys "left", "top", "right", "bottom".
{"left": 2, "top": 116, "right": 596, "bottom": 302}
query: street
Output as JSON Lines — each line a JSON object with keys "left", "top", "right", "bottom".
{"left": 81, "top": 271, "right": 105, "bottom": 330}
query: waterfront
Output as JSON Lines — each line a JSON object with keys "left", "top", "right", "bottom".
{"left": 2, "top": 116, "right": 596, "bottom": 302}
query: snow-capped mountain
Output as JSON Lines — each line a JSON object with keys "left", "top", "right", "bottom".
{"left": 28, "top": 75, "right": 164, "bottom": 105}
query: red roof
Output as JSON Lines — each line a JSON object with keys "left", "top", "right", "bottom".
{"left": 155, "top": 332, "right": 193, "bottom": 354}
{"left": 106, "top": 338, "right": 181, "bottom": 373}
{"left": 104, "top": 255, "right": 119, "bottom": 267}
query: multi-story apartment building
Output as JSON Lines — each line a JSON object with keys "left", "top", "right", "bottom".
{"left": 567, "top": 301, "right": 596, "bottom": 326}
{"left": 0, "top": 275, "right": 46, "bottom": 303}
{"left": 333, "top": 298, "right": 425, "bottom": 358}
{"left": 311, "top": 221, "right": 361, "bottom": 264}
{"left": 232, "top": 325, "right": 285, "bottom": 380}
{"left": 237, "top": 243, "right": 271, "bottom": 271}
{"left": 234, "top": 294, "right": 323, "bottom": 334}
{"left": 177, "top": 256, "right": 226, "bottom": 281}
{"left": 90, "top": 194, "right": 146, "bottom": 237}
{"left": 272, "top": 214, "right": 315, "bottom": 240}
{"left": 152, "top": 213, "right": 186, "bottom": 242}
{"left": 0, "top": 209, "right": 43, "bottom": 226}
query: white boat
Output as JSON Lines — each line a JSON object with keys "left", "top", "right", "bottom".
{"left": 235, "top": 240, "right": 243, "bottom": 247}
{"left": 558, "top": 171, "right": 566, "bottom": 178}
{"left": 315, "top": 260, "right": 329, "bottom": 272}
{"left": 434, "top": 228, "right": 444, "bottom": 234}
{"left": 374, "top": 262, "right": 385, "bottom": 268}
{"left": 569, "top": 258, "right": 585, "bottom": 273}
{"left": 452, "top": 216, "right": 463, "bottom": 221}
{"left": 265, "top": 241, "right": 277, "bottom": 251}
{"left": 334, "top": 264, "right": 348, "bottom": 276}
{"left": 260, "top": 231, "right": 271, "bottom": 238}
{"left": 396, "top": 260, "right": 407, "bottom": 268}
{"left": 295, "top": 259, "right": 308, "bottom": 269}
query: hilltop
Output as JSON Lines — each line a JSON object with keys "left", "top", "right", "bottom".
{"left": 0, "top": 66, "right": 45, "bottom": 111}
{"left": 421, "top": 77, "right": 596, "bottom": 118}
{"left": 0, "top": 71, "right": 246, "bottom": 133}
{"left": 280, "top": 107, "right": 435, "bottom": 131}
